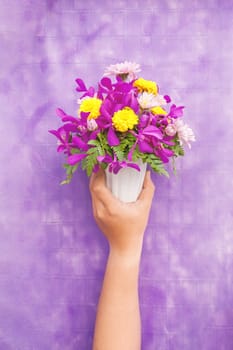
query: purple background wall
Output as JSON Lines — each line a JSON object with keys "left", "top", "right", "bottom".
{"left": 0, "top": 0, "right": 233, "bottom": 349}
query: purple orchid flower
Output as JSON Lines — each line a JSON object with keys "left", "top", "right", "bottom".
{"left": 76, "top": 78, "right": 96, "bottom": 99}
{"left": 58, "top": 107, "right": 100, "bottom": 146}
{"left": 72, "top": 136, "right": 89, "bottom": 151}
{"left": 98, "top": 77, "right": 113, "bottom": 94}
{"left": 104, "top": 79, "right": 139, "bottom": 113}
{"left": 97, "top": 155, "right": 140, "bottom": 174}
{"left": 128, "top": 125, "right": 163, "bottom": 161}
{"left": 162, "top": 135, "right": 176, "bottom": 146}
{"left": 154, "top": 144, "right": 174, "bottom": 163}
{"left": 49, "top": 127, "right": 91, "bottom": 156}
{"left": 168, "top": 104, "right": 185, "bottom": 118}
{"left": 49, "top": 127, "right": 71, "bottom": 154}
{"left": 107, "top": 127, "right": 120, "bottom": 146}
{"left": 164, "top": 95, "right": 171, "bottom": 103}
{"left": 67, "top": 153, "right": 87, "bottom": 166}
{"left": 56, "top": 108, "right": 85, "bottom": 128}
{"left": 113, "top": 79, "right": 134, "bottom": 94}
{"left": 97, "top": 98, "right": 120, "bottom": 146}
{"left": 56, "top": 108, "right": 67, "bottom": 118}
{"left": 75, "top": 78, "right": 87, "bottom": 92}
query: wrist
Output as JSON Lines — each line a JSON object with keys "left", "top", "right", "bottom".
{"left": 109, "top": 245, "right": 143, "bottom": 267}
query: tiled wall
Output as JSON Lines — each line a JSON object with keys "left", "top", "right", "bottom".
{"left": 0, "top": 0, "right": 232, "bottom": 349}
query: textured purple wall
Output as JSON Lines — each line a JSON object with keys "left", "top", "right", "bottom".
{"left": 0, "top": 0, "right": 233, "bottom": 349}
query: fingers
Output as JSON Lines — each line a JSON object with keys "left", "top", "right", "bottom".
{"left": 138, "top": 171, "right": 155, "bottom": 205}
{"left": 89, "top": 169, "right": 106, "bottom": 220}
{"left": 89, "top": 167, "right": 107, "bottom": 196}
{"left": 89, "top": 168, "right": 116, "bottom": 206}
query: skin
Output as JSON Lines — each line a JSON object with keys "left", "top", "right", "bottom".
{"left": 89, "top": 169, "right": 155, "bottom": 350}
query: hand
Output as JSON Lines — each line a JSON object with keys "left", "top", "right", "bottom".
{"left": 89, "top": 168, "right": 155, "bottom": 257}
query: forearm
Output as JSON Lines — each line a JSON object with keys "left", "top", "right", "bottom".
{"left": 92, "top": 246, "right": 143, "bottom": 350}
{"left": 90, "top": 170, "right": 154, "bottom": 350}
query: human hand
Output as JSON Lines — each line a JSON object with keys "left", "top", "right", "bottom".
{"left": 89, "top": 168, "right": 155, "bottom": 257}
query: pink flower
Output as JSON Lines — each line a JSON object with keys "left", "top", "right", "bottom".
{"left": 103, "top": 61, "right": 141, "bottom": 79}
{"left": 165, "top": 119, "right": 195, "bottom": 148}
{"left": 176, "top": 119, "right": 195, "bottom": 148}
{"left": 165, "top": 123, "right": 177, "bottom": 136}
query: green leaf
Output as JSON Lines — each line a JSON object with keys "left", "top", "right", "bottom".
{"left": 88, "top": 139, "right": 99, "bottom": 146}
{"left": 87, "top": 147, "right": 98, "bottom": 154}
{"left": 174, "top": 144, "right": 184, "bottom": 156}
{"left": 98, "top": 133, "right": 112, "bottom": 154}
{"left": 89, "top": 136, "right": 108, "bottom": 156}
{"left": 70, "top": 148, "right": 80, "bottom": 155}
{"left": 150, "top": 162, "right": 169, "bottom": 177}
{"left": 111, "top": 133, "right": 137, "bottom": 161}
{"left": 172, "top": 157, "right": 177, "bottom": 176}
{"left": 61, "top": 162, "right": 79, "bottom": 184}
{"left": 141, "top": 153, "right": 170, "bottom": 177}
{"left": 82, "top": 147, "right": 98, "bottom": 176}
{"left": 173, "top": 136, "right": 185, "bottom": 157}
{"left": 112, "top": 146, "right": 125, "bottom": 161}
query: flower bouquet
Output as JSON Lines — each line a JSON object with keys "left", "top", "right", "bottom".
{"left": 49, "top": 61, "right": 195, "bottom": 201}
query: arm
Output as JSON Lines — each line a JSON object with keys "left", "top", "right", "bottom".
{"left": 89, "top": 169, "right": 155, "bottom": 350}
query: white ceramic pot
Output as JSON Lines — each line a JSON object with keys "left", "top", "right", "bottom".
{"left": 105, "top": 159, "right": 147, "bottom": 203}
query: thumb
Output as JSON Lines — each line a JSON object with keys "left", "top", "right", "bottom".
{"left": 89, "top": 167, "right": 106, "bottom": 192}
{"left": 89, "top": 168, "right": 115, "bottom": 204}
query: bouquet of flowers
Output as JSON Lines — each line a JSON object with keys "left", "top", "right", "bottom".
{"left": 49, "top": 61, "right": 195, "bottom": 185}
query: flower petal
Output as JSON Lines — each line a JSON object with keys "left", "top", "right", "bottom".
{"left": 72, "top": 136, "right": 88, "bottom": 151}
{"left": 107, "top": 127, "right": 120, "bottom": 146}
{"left": 63, "top": 123, "right": 78, "bottom": 132}
{"left": 62, "top": 115, "right": 79, "bottom": 123}
{"left": 100, "top": 77, "right": 112, "bottom": 90}
{"left": 127, "top": 163, "right": 140, "bottom": 171}
{"left": 67, "top": 153, "right": 87, "bottom": 165}
{"left": 112, "top": 162, "right": 123, "bottom": 174}
{"left": 75, "top": 78, "right": 87, "bottom": 92}
{"left": 57, "top": 145, "right": 66, "bottom": 153}
{"left": 97, "top": 155, "right": 112, "bottom": 163}
{"left": 128, "top": 142, "right": 137, "bottom": 161}
{"left": 56, "top": 108, "right": 66, "bottom": 118}
{"left": 48, "top": 129, "right": 60, "bottom": 138}
{"left": 169, "top": 104, "right": 185, "bottom": 118}
{"left": 143, "top": 125, "right": 163, "bottom": 139}
{"left": 164, "top": 95, "right": 171, "bottom": 103}
{"left": 139, "top": 140, "right": 154, "bottom": 153}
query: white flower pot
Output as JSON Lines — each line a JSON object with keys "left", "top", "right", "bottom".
{"left": 105, "top": 159, "right": 147, "bottom": 203}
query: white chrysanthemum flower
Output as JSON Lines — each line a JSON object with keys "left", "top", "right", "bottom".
{"left": 103, "top": 61, "right": 141, "bottom": 79}
{"left": 139, "top": 93, "right": 167, "bottom": 110}
{"left": 174, "top": 119, "right": 196, "bottom": 148}
{"left": 153, "top": 94, "right": 167, "bottom": 106}
{"left": 138, "top": 92, "right": 161, "bottom": 109}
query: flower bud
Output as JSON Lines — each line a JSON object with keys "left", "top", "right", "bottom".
{"left": 165, "top": 124, "right": 177, "bottom": 136}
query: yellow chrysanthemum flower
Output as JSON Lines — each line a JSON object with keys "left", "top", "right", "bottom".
{"left": 133, "top": 78, "right": 158, "bottom": 95}
{"left": 151, "top": 106, "right": 167, "bottom": 115}
{"left": 79, "top": 97, "right": 102, "bottom": 120}
{"left": 112, "top": 107, "right": 138, "bottom": 132}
